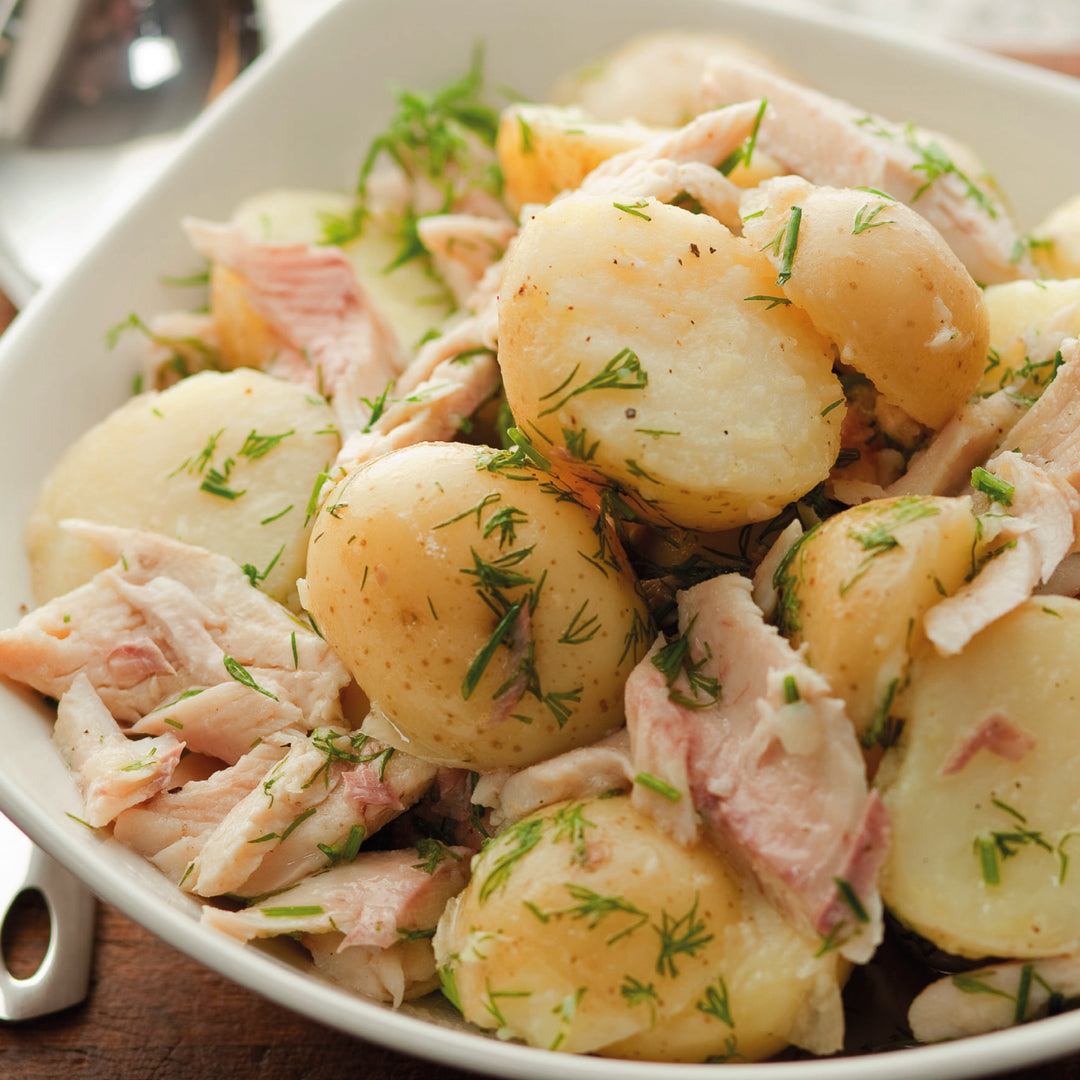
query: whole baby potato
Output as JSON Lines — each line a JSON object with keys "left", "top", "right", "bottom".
{"left": 498, "top": 196, "right": 843, "bottom": 532}
{"left": 26, "top": 368, "right": 339, "bottom": 609}
{"left": 878, "top": 598, "right": 1080, "bottom": 959}
{"left": 434, "top": 793, "right": 845, "bottom": 1060}
{"left": 781, "top": 494, "right": 978, "bottom": 748}
{"left": 301, "top": 441, "right": 652, "bottom": 770}
{"left": 741, "top": 181, "right": 989, "bottom": 430}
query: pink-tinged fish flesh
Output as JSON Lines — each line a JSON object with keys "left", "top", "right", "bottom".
{"left": 333, "top": 307, "right": 501, "bottom": 473}
{"left": 304, "top": 932, "right": 440, "bottom": 1007}
{"left": 54, "top": 673, "right": 184, "bottom": 827}
{"left": 940, "top": 712, "right": 1037, "bottom": 775}
{"left": 415, "top": 213, "right": 516, "bottom": 306}
{"left": 625, "top": 573, "right": 889, "bottom": 962}
{"left": 0, "top": 522, "right": 350, "bottom": 725}
{"left": 572, "top": 101, "right": 764, "bottom": 232}
{"left": 886, "top": 391, "right": 1029, "bottom": 498}
{"left": 475, "top": 729, "right": 633, "bottom": 830}
{"left": 201, "top": 846, "right": 470, "bottom": 948}
{"left": 580, "top": 99, "right": 764, "bottom": 185}
{"left": 183, "top": 218, "right": 406, "bottom": 402}
{"left": 910, "top": 954, "right": 1080, "bottom": 1043}
{"left": 130, "top": 682, "right": 306, "bottom": 764}
{"left": 1004, "top": 338, "right": 1080, "bottom": 490}
{"left": 113, "top": 735, "right": 294, "bottom": 884}
{"left": 703, "top": 57, "right": 1029, "bottom": 284}
{"left": 237, "top": 743, "right": 438, "bottom": 899}
{"left": 924, "top": 452, "right": 1079, "bottom": 655}
{"left": 188, "top": 728, "right": 358, "bottom": 897}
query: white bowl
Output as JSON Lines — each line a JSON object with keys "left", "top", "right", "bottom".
{"left": 3, "top": 0, "right": 1080, "bottom": 1076}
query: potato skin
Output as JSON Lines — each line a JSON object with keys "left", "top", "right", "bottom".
{"left": 878, "top": 598, "right": 1080, "bottom": 959}
{"left": 434, "top": 794, "right": 844, "bottom": 1060}
{"left": 742, "top": 183, "right": 989, "bottom": 430}
{"left": 783, "top": 494, "right": 978, "bottom": 747}
{"left": 301, "top": 441, "right": 652, "bottom": 770}
{"left": 498, "top": 196, "right": 843, "bottom": 532}
{"left": 26, "top": 369, "right": 339, "bottom": 609}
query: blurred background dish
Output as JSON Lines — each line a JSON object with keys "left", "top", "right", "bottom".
{"left": 0, "top": 0, "right": 1076, "bottom": 308}
{"left": 0, "top": 0, "right": 335, "bottom": 304}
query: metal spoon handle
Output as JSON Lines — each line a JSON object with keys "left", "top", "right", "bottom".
{"left": 0, "top": 812, "right": 95, "bottom": 1020}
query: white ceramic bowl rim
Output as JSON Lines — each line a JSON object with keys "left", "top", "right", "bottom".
{"left": 3, "top": 1, "right": 1080, "bottom": 1077}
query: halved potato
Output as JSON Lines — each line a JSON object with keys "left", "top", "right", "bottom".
{"left": 782, "top": 494, "right": 978, "bottom": 747}
{"left": 27, "top": 368, "right": 339, "bottom": 609}
{"left": 496, "top": 104, "right": 653, "bottom": 212}
{"left": 498, "top": 195, "right": 843, "bottom": 531}
{"left": 877, "top": 598, "right": 1080, "bottom": 959}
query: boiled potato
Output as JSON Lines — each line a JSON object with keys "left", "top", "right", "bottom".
{"left": 211, "top": 188, "right": 451, "bottom": 372}
{"left": 210, "top": 264, "right": 281, "bottom": 373}
{"left": 550, "top": 30, "right": 787, "bottom": 128}
{"left": 741, "top": 181, "right": 989, "bottom": 430}
{"left": 978, "top": 278, "right": 1080, "bottom": 397}
{"left": 434, "top": 793, "right": 845, "bottom": 1060}
{"left": 496, "top": 104, "right": 653, "bottom": 212}
{"left": 877, "top": 598, "right": 1080, "bottom": 959}
{"left": 781, "top": 494, "right": 978, "bottom": 748}
{"left": 26, "top": 368, "right": 339, "bottom": 609}
{"left": 498, "top": 196, "right": 843, "bottom": 532}
{"left": 300, "top": 440, "right": 652, "bottom": 770}
{"left": 1032, "top": 192, "right": 1080, "bottom": 278}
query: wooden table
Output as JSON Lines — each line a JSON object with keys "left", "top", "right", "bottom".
{"left": 3, "top": 40, "right": 1080, "bottom": 1080}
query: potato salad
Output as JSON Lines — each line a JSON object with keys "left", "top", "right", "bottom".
{"left": 6, "top": 29, "right": 1080, "bottom": 1064}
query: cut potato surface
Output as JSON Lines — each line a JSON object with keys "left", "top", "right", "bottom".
{"left": 26, "top": 368, "right": 339, "bottom": 609}
{"left": 878, "top": 598, "right": 1080, "bottom": 959}
{"left": 434, "top": 794, "right": 844, "bottom": 1060}
{"left": 783, "top": 494, "right": 978, "bottom": 748}
{"left": 301, "top": 440, "right": 652, "bottom": 770}
{"left": 496, "top": 104, "right": 653, "bottom": 212}
{"left": 498, "top": 195, "right": 843, "bottom": 531}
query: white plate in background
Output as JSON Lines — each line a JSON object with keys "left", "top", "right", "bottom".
{"left": 2, "top": 0, "right": 1080, "bottom": 1076}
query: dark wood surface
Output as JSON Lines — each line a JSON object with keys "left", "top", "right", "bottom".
{"left": 4, "top": 40, "right": 1080, "bottom": 1080}
{"left": 0, "top": 898, "right": 486, "bottom": 1080}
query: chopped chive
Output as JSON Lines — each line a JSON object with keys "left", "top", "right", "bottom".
{"left": 971, "top": 466, "right": 1014, "bottom": 507}
{"left": 634, "top": 772, "right": 682, "bottom": 802}
{"left": 613, "top": 200, "right": 651, "bottom": 220}
{"left": 775, "top": 205, "right": 802, "bottom": 285}
{"left": 834, "top": 877, "right": 869, "bottom": 923}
